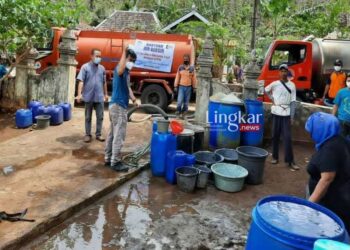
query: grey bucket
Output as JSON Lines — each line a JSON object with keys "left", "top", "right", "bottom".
{"left": 236, "top": 146, "right": 268, "bottom": 185}
{"left": 194, "top": 165, "right": 211, "bottom": 188}
{"left": 35, "top": 115, "right": 51, "bottom": 129}
{"left": 155, "top": 118, "right": 170, "bottom": 133}
{"left": 215, "top": 148, "right": 238, "bottom": 163}
{"left": 193, "top": 151, "right": 224, "bottom": 167}
{"left": 175, "top": 166, "right": 199, "bottom": 192}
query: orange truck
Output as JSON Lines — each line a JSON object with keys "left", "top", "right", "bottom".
{"left": 258, "top": 38, "right": 350, "bottom": 102}
{"left": 36, "top": 27, "right": 195, "bottom": 110}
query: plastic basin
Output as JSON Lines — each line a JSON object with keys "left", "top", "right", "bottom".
{"left": 175, "top": 166, "right": 199, "bottom": 193}
{"left": 215, "top": 148, "right": 238, "bottom": 163}
{"left": 211, "top": 163, "right": 248, "bottom": 192}
{"left": 193, "top": 151, "right": 224, "bottom": 166}
{"left": 35, "top": 115, "right": 51, "bottom": 129}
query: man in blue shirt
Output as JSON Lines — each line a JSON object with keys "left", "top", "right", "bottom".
{"left": 333, "top": 73, "right": 350, "bottom": 138}
{"left": 0, "top": 58, "right": 8, "bottom": 80}
{"left": 76, "top": 49, "right": 108, "bottom": 143}
{"left": 105, "top": 46, "right": 138, "bottom": 172}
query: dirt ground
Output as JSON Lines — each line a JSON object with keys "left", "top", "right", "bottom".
{"left": 25, "top": 144, "right": 313, "bottom": 250}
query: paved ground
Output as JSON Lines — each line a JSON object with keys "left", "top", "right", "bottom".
{"left": 0, "top": 108, "right": 153, "bottom": 250}
{"left": 25, "top": 146, "right": 313, "bottom": 250}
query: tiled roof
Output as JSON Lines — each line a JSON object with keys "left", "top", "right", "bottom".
{"left": 95, "top": 10, "right": 161, "bottom": 32}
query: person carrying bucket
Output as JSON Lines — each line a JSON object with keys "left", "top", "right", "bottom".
{"left": 305, "top": 112, "right": 350, "bottom": 232}
{"left": 265, "top": 64, "right": 299, "bottom": 171}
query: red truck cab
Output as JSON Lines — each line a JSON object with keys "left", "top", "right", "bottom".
{"left": 258, "top": 40, "right": 313, "bottom": 101}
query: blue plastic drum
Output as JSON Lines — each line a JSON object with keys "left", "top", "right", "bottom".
{"left": 246, "top": 195, "right": 349, "bottom": 250}
{"left": 208, "top": 94, "right": 243, "bottom": 149}
{"left": 241, "top": 99, "right": 264, "bottom": 146}
{"left": 48, "top": 105, "right": 63, "bottom": 125}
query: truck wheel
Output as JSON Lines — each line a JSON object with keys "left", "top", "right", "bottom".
{"left": 141, "top": 84, "right": 168, "bottom": 111}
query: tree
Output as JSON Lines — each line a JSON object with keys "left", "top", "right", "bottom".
{"left": 0, "top": 0, "right": 89, "bottom": 79}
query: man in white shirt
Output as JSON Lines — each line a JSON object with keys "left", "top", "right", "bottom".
{"left": 265, "top": 64, "right": 299, "bottom": 171}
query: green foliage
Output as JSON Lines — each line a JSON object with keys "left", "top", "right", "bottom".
{"left": 0, "top": 0, "right": 89, "bottom": 55}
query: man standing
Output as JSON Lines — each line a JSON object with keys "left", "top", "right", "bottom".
{"left": 105, "top": 46, "right": 138, "bottom": 172}
{"left": 265, "top": 64, "right": 299, "bottom": 171}
{"left": 333, "top": 73, "right": 350, "bottom": 138}
{"left": 322, "top": 59, "right": 347, "bottom": 106}
{"left": 76, "top": 49, "right": 108, "bottom": 143}
{"left": 174, "top": 54, "right": 197, "bottom": 119}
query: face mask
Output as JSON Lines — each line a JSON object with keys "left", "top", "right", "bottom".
{"left": 334, "top": 66, "right": 341, "bottom": 71}
{"left": 347, "top": 81, "right": 350, "bottom": 88}
{"left": 93, "top": 57, "right": 101, "bottom": 65}
{"left": 126, "top": 61, "right": 134, "bottom": 70}
{"left": 184, "top": 60, "right": 189, "bottom": 65}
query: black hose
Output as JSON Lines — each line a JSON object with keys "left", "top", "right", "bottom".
{"left": 127, "top": 104, "right": 169, "bottom": 121}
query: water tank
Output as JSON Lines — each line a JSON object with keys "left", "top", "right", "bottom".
{"left": 241, "top": 100, "right": 264, "bottom": 146}
{"left": 15, "top": 109, "right": 33, "bottom": 128}
{"left": 312, "top": 39, "right": 350, "bottom": 96}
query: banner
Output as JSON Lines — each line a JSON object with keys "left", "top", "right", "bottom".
{"left": 131, "top": 40, "right": 175, "bottom": 73}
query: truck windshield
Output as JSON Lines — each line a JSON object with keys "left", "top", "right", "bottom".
{"left": 269, "top": 44, "right": 306, "bottom": 70}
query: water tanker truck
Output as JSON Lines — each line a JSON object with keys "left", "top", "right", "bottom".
{"left": 258, "top": 38, "right": 350, "bottom": 102}
{"left": 35, "top": 27, "right": 196, "bottom": 110}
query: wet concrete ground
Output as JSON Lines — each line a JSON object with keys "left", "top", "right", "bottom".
{"left": 26, "top": 142, "right": 314, "bottom": 250}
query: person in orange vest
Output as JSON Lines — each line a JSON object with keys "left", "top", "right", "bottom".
{"left": 322, "top": 59, "right": 347, "bottom": 106}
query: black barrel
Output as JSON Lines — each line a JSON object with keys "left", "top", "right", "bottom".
{"left": 177, "top": 129, "right": 195, "bottom": 154}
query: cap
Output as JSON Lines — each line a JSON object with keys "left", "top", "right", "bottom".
{"left": 334, "top": 59, "right": 343, "bottom": 66}
{"left": 279, "top": 64, "right": 288, "bottom": 71}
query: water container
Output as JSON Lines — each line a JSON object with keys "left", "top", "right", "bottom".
{"left": 151, "top": 130, "right": 177, "bottom": 177}
{"left": 246, "top": 195, "right": 349, "bottom": 250}
{"left": 58, "top": 102, "right": 72, "bottom": 121}
{"left": 27, "top": 100, "right": 43, "bottom": 123}
{"left": 15, "top": 109, "right": 33, "bottom": 128}
{"left": 37, "top": 105, "right": 53, "bottom": 117}
{"left": 166, "top": 151, "right": 195, "bottom": 184}
{"left": 48, "top": 105, "right": 64, "bottom": 125}
{"left": 241, "top": 99, "right": 264, "bottom": 146}
{"left": 177, "top": 129, "right": 195, "bottom": 154}
{"left": 208, "top": 93, "right": 243, "bottom": 149}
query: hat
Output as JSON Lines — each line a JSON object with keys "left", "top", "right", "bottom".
{"left": 279, "top": 64, "right": 288, "bottom": 70}
{"left": 334, "top": 59, "right": 343, "bottom": 66}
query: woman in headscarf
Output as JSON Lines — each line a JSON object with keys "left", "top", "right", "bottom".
{"left": 305, "top": 112, "right": 350, "bottom": 231}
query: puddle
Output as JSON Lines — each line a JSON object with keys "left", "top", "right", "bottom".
{"left": 27, "top": 170, "right": 250, "bottom": 250}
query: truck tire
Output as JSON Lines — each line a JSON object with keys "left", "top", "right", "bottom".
{"left": 141, "top": 84, "right": 169, "bottom": 112}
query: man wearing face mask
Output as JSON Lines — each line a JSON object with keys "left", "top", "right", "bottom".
{"left": 333, "top": 73, "right": 350, "bottom": 138}
{"left": 76, "top": 49, "right": 108, "bottom": 143}
{"left": 322, "top": 59, "right": 347, "bottom": 106}
{"left": 104, "top": 46, "right": 138, "bottom": 172}
{"left": 174, "top": 54, "right": 197, "bottom": 119}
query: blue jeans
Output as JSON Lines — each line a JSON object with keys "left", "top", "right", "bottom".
{"left": 177, "top": 86, "right": 192, "bottom": 112}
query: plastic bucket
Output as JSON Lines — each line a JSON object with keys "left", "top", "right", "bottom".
{"left": 155, "top": 118, "right": 170, "bottom": 133}
{"left": 211, "top": 163, "right": 248, "bottom": 192}
{"left": 193, "top": 151, "right": 224, "bottom": 167}
{"left": 194, "top": 165, "right": 211, "bottom": 188}
{"left": 215, "top": 148, "right": 238, "bottom": 163}
{"left": 246, "top": 195, "right": 349, "bottom": 250}
{"left": 175, "top": 167, "right": 199, "bottom": 193}
{"left": 35, "top": 115, "right": 51, "bottom": 129}
{"left": 236, "top": 146, "right": 268, "bottom": 185}
{"left": 177, "top": 129, "right": 194, "bottom": 154}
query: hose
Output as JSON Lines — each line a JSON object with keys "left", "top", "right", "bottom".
{"left": 124, "top": 103, "right": 195, "bottom": 167}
